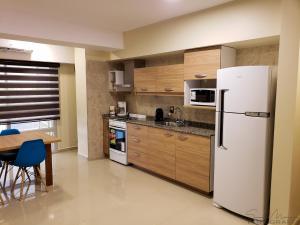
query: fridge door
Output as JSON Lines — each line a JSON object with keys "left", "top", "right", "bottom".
{"left": 214, "top": 112, "right": 271, "bottom": 221}
{"left": 216, "top": 66, "right": 272, "bottom": 113}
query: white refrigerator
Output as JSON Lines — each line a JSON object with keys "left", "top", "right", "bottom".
{"left": 213, "top": 66, "right": 276, "bottom": 224}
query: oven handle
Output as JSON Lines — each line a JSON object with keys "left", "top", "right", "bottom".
{"left": 109, "top": 126, "right": 126, "bottom": 131}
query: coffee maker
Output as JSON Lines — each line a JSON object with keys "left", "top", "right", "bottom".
{"left": 155, "top": 108, "right": 164, "bottom": 122}
{"left": 117, "top": 101, "right": 127, "bottom": 117}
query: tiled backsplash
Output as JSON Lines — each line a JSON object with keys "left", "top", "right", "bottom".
{"left": 125, "top": 94, "right": 215, "bottom": 124}
{"left": 123, "top": 44, "right": 279, "bottom": 124}
{"left": 236, "top": 44, "right": 279, "bottom": 66}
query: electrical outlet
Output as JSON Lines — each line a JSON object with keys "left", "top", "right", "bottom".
{"left": 169, "top": 106, "right": 175, "bottom": 113}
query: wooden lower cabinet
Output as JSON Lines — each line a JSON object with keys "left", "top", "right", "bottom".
{"left": 147, "top": 127, "right": 176, "bottom": 179}
{"left": 127, "top": 124, "right": 175, "bottom": 179}
{"left": 103, "top": 117, "right": 109, "bottom": 156}
{"left": 127, "top": 123, "right": 212, "bottom": 192}
{"left": 175, "top": 133, "right": 211, "bottom": 192}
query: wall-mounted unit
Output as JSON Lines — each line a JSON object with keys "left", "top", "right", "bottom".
{"left": 109, "top": 70, "right": 132, "bottom": 92}
{"left": 0, "top": 47, "right": 33, "bottom": 54}
{"left": 109, "top": 60, "right": 145, "bottom": 93}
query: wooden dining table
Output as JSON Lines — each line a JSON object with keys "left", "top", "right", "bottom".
{"left": 0, "top": 130, "right": 61, "bottom": 186}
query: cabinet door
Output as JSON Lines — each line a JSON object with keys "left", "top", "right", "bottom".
{"left": 147, "top": 127, "right": 176, "bottom": 179}
{"left": 184, "top": 49, "right": 220, "bottom": 80}
{"left": 103, "top": 117, "right": 109, "bottom": 156}
{"left": 134, "top": 67, "right": 157, "bottom": 92}
{"left": 127, "top": 124, "right": 150, "bottom": 169}
{"left": 156, "top": 64, "right": 184, "bottom": 93}
{"left": 175, "top": 133, "right": 211, "bottom": 192}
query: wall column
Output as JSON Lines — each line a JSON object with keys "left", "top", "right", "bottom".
{"left": 74, "top": 49, "right": 117, "bottom": 159}
{"left": 74, "top": 48, "right": 89, "bottom": 158}
{"left": 269, "top": 0, "right": 300, "bottom": 224}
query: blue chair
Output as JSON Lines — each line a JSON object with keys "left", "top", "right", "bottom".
{"left": 11, "top": 139, "right": 47, "bottom": 197}
{"left": 0, "top": 129, "right": 20, "bottom": 187}
{"left": 0, "top": 187, "right": 4, "bottom": 205}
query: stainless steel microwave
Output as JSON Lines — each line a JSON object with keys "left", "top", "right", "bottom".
{"left": 190, "top": 88, "right": 216, "bottom": 106}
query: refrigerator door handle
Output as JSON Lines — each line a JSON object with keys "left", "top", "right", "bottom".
{"left": 217, "top": 89, "right": 229, "bottom": 150}
{"left": 245, "top": 112, "right": 270, "bottom": 118}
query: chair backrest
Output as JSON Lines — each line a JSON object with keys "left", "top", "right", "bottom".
{"left": 0, "top": 129, "right": 20, "bottom": 136}
{"left": 14, "top": 139, "right": 46, "bottom": 167}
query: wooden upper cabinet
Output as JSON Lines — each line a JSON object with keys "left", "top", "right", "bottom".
{"left": 134, "top": 64, "right": 184, "bottom": 94}
{"left": 156, "top": 64, "right": 184, "bottom": 93}
{"left": 134, "top": 67, "right": 157, "bottom": 92}
{"left": 175, "top": 133, "right": 211, "bottom": 192}
{"left": 184, "top": 48, "right": 221, "bottom": 80}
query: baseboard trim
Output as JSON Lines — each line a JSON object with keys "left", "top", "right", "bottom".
{"left": 77, "top": 152, "right": 88, "bottom": 158}
{"left": 53, "top": 146, "right": 77, "bottom": 154}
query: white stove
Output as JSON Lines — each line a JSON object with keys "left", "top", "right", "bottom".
{"left": 108, "top": 119, "right": 128, "bottom": 165}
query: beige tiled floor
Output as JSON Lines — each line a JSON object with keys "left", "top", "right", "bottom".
{"left": 0, "top": 151, "right": 250, "bottom": 225}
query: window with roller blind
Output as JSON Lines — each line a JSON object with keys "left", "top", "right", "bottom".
{"left": 0, "top": 59, "right": 60, "bottom": 151}
{"left": 0, "top": 59, "right": 60, "bottom": 125}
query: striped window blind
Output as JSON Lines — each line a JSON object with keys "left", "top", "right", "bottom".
{"left": 0, "top": 59, "right": 60, "bottom": 124}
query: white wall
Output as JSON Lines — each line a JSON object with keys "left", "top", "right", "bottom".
{"left": 288, "top": 44, "right": 300, "bottom": 224}
{"left": 269, "top": 0, "right": 300, "bottom": 224}
{"left": 0, "top": 13, "right": 123, "bottom": 50}
{"left": 111, "top": 0, "right": 281, "bottom": 59}
{"left": 74, "top": 48, "right": 89, "bottom": 158}
{"left": 57, "top": 64, "right": 78, "bottom": 151}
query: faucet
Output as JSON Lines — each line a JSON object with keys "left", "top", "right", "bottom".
{"left": 174, "top": 107, "right": 184, "bottom": 125}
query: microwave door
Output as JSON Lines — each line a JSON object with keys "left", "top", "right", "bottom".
{"left": 190, "top": 89, "right": 216, "bottom": 106}
{"left": 199, "top": 90, "right": 214, "bottom": 103}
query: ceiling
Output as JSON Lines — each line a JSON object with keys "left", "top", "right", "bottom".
{"left": 1, "top": 0, "right": 233, "bottom": 32}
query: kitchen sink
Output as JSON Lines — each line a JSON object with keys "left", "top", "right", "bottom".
{"left": 161, "top": 121, "right": 185, "bottom": 127}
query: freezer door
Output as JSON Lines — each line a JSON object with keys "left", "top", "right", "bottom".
{"left": 216, "top": 66, "right": 272, "bottom": 113}
{"left": 214, "top": 112, "right": 271, "bottom": 221}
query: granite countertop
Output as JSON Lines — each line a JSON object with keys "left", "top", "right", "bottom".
{"left": 126, "top": 119, "right": 215, "bottom": 137}
{"left": 103, "top": 114, "right": 215, "bottom": 137}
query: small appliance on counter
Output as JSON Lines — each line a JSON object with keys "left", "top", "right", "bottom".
{"left": 109, "top": 105, "right": 116, "bottom": 117}
{"left": 117, "top": 101, "right": 127, "bottom": 117}
{"left": 155, "top": 108, "right": 164, "bottom": 122}
{"left": 129, "top": 113, "right": 147, "bottom": 121}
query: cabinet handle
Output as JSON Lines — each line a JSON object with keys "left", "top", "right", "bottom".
{"left": 178, "top": 135, "right": 188, "bottom": 141}
{"left": 141, "top": 88, "right": 148, "bottom": 91}
{"left": 164, "top": 88, "right": 174, "bottom": 92}
{"left": 134, "top": 126, "right": 141, "bottom": 130}
{"left": 131, "top": 137, "right": 140, "bottom": 143}
{"left": 194, "top": 73, "right": 207, "bottom": 79}
{"left": 164, "top": 132, "right": 173, "bottom": 137}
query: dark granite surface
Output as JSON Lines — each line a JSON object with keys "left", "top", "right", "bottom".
{"left": 103, "top": 114, "right": 215, "bottom": 137}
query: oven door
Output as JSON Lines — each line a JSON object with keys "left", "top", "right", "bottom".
{"left": 109, "top": 126, "right": 126, "bottom": 153}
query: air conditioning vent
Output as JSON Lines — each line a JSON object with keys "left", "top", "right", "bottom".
{"left": 0, "top": 47, "right": 32, "bottom": 54}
